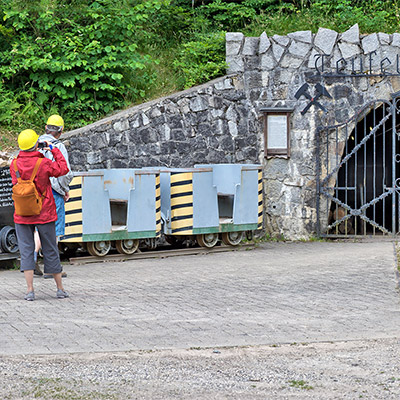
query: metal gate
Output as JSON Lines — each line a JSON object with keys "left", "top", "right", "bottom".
{"left": 317, "top": 94, "right": 400, "bottom": 237}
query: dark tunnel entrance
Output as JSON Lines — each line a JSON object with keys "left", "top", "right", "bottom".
{"left": 318, "top": 99, "right": 400, "bottom": 237}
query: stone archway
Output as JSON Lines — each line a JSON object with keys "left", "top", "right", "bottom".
{"left": 317, "top": 96, "right": 400, "bottom": 237}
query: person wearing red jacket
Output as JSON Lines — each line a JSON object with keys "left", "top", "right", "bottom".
{"left": 10, "top": 129, "right": 70, "bottom": 301}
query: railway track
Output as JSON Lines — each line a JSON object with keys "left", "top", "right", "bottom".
{"left": 68, "top": 243, "right": 257, "bottom": 265}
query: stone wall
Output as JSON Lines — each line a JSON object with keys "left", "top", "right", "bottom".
{"left": 64, "top": 77, "right": 262, "bottom": 170}
{"left": 64, "top": 24, "right": 400, "bottom": 239}
{"left": 225, "top": 25, "right": 400, "bottom": 238}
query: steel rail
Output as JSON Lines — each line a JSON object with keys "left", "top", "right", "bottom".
{"left": 68, "top": 243, "right": 257, "bottom": 265}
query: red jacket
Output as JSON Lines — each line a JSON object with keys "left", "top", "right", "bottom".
{"left": 10, "top": 148, "right": 69, "bottom": 224}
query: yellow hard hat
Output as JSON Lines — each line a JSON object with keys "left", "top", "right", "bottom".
{"left": 18, "top": 129, "right": 39, "bottom": 151}
{"left": 46, "top": 114, "right": 64, "bottom": 128}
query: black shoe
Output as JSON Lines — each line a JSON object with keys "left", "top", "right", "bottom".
{"left": 44, "top": 272, "right": 67, "bottom": 279}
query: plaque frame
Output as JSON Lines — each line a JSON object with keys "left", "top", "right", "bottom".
{"left": 261, "top": 107, "right": 293, "bottom": 158}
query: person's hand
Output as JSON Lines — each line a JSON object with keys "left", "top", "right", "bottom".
{"left": 41, "top": 140, "right": 53, "bottom": 151}
{"left": 64, "top": 192, "right": 70, "bottom": 202}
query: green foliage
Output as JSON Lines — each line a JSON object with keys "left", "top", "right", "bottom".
{"left": 0, "top": 0, "right": 166, "bottom": 130}
{"left": 1, "top": 0, "right": 400, "bottom": 149}
{"left": 173, "top": 32, "right": 226, "bottom": 89}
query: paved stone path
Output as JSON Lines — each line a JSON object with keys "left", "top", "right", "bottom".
{"left": 0, "top": 241, "right": 399, "bottom": 356}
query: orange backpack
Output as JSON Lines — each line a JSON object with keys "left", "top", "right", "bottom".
{"left": 12, "top": 158, "right": 45, "bottom": 217}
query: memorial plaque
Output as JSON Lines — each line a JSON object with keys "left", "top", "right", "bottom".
{"left": 267, "top": 115, "right": 288, "bottom": 149}
{"left": 261, "top": 108, "right": 292, "bottom": 158}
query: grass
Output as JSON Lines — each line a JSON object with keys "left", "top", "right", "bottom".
{"left": 288, "top": 379, "right": 314, "bottom": 390}
{"left": 0, "top": 129, "right": 18, "bottom": 152}
{"left": 19, "top": 377, "right": 117, "bottom": 400}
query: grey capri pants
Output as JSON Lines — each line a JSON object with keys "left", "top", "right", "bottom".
{"left": 15, "top": 222, "right": 62, "bottom": 274}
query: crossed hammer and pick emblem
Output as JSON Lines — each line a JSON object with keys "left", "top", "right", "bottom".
{"left": 294, "top": 83, "right": 332, "bottom": 115}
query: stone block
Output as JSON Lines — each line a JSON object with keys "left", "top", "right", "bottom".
{"left": 261, "top": 53, "right": 276, "bottom": 70}
{"left": 261, "top": 71, "right": 269, "bottom": 87}
{"left": 233, "top": 76, "right": 244, "bottom": 90}
{"left": 189, "top": 97, "right": 208, "bottom": 112}
{"left": 113, "top": 119, "right": 129, "bottom": 132}
{"left": 228, "top": 120, "right": 238, "bottom": 137}
{"left": 214, "top": 80, "right": 225, "bottom": 90}
{"left": 361, "top": 33, "right": 379, "bottom": 54}
{"left": 221, "top": 136, "right": 235, "bottom": 152}
{"left": 280, "top": 54, "right": 303, "bottom": 69}
{"left": 393, "top": 33, "right": 400, "bottom": 48}
{"left": 162, "top": 125, "right": 170, "bottom": 141}
{"left": 259, "top": 32, "right": 271, "bottom": 54}
{"left": 211, "top": 109, "right": 224, "bottom": 118}
{"left": 334, "top": 85, "right": 352, "bottom": 99}
{"left": 86, "top": 151, "right": 102, "bottom": 165}
{"left": 243, "top": 55, "right": 261, "bottom": 71}
{"left": 244, "top": 70, "right": 262, "bottom": 89}
{"left": 129, "top": 116, "right": 140, "bottom": 129}
{"left": 272, "top": 43, "right": 285, "bottom": 63}
{"left": 225, "top": 32, "right": 244, "bottom": 56}
{"left": 378, "top": 32, "right": 391, "bottom": 45}
{"left": 226, "top": 104, "right": 237, "bottom": 121}
{"left": 272, "top": 85, "right": 288, "bottom": 100}
{"left": 287, "top": 30, "right": 312, "bottom": 43}
{"left": 150, "top": 107, "right": 162, "bottom": 118}
{"left": 288, "top": 41, "right": 311, "bottom": 58}
{"left": 223, "top": 78, "right": 235, "bottom": 89}
{"left": 226, "top": 55, "right": 244, "bottom": 74}
{"left": 329, "top": 47, "right": 343, "bottom": 70}
{"left": 171, "top": 129, "right": 185, "bottom": 141}
{"left": 142, "top": 113, "right": 150, "bottom": 126}
{"left": 340, "top": 24, "right": 359, "bottom": 44}
{"left": 314, "top": 27, "right": 338, "bottom": 55}
{"left": 338, "top": 42, "right": 361, "bottom": 59}
{"left": 308, "top": 48, "right": 321, "bottom": 69}
{"left": 242, "top": 37, "right": 259, "bottom": 56}
{"left": 138, "top": 128, "right": 158, "bottom": 143}
{"left": 91, "top": 133, "right": 109, "bottom": 150}
{"left": 272, "top": 34, "right": 290, "bottom": 47}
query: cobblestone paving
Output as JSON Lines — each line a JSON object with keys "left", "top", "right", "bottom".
{"left": 1, "top": 241, "right": 399, "bottom": 356}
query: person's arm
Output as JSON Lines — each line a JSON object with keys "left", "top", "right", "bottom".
{"left": 47, "top": 147, "right": 69, "bottom": 178}
{"left": 56, "top": 143, "right": 73, "bottom": 192}
{"left": 9, "top": 160, "right": 17, "bottom": 185}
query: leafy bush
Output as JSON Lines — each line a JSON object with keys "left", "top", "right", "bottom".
{"left": 173, "top": 32, "right": 226, "bottom": 89}
{"left": 1, "top": 0, "right": 400, "bottom": 149}
{"left": 0, "top": 0, "right": 164, "bottom": 130}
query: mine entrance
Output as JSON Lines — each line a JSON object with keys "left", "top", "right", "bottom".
{"left": 317, "top": 95, "right": 400, "bottom": 237}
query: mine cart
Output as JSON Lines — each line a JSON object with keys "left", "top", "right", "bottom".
{"left": 159, "top": 164, "right": 263, "bottom": 248}
{"left": 59, "top": 168, "right": 161, "bottom": 257}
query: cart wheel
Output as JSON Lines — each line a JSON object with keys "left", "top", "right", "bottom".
{"left": 196, "top": 233, "right": 218, "bottom": 248}
{"left": 221, "top": 231, "right": 244, "bottom": 246}
{"left": 87, "top": 241, "right": 111, "bottom": 257}
{"left": 0, "top": 226, "right": 18, "bottom": 253}
{"left": 115, "top": 239, "right": 139, "bottom": 255}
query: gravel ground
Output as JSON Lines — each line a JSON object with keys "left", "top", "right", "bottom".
{"left": 1, "top": 338, "right": 400, "bottom": 399}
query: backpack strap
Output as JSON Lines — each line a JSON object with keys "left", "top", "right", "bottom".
{"left": 30, "top": 158, "right": 43, "bottom": 182}
{"left": 12, "top": 159, "right": 21, "bottom": 180}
